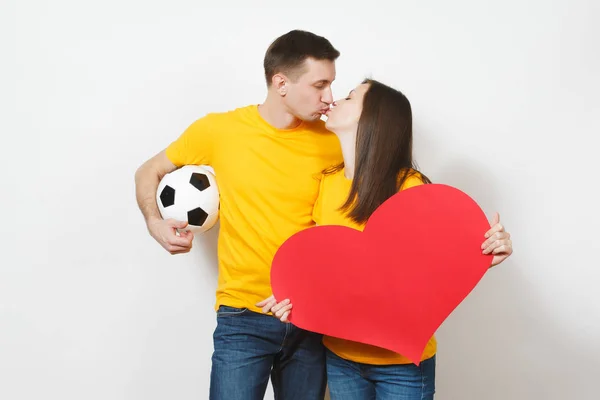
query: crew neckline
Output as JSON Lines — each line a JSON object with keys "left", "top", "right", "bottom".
{"left": 252, "top": 104, "right": 307, "bottom": 134}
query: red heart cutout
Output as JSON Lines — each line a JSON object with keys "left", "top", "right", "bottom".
{"left": 271, "top": 184, "right": 493, "bottom": 365}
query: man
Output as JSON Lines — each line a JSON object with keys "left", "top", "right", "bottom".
{"left": 135, "top": 30, "right": 342, "bottom": 399}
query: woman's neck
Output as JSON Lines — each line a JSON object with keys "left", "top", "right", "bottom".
{"left": 335, "top": 130, "right": 357, "bottom": 180}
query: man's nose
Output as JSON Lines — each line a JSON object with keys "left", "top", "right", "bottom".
{"left": 322, "top": 87, "right": 333, "bottom": 105}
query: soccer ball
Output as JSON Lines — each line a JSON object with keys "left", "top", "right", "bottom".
{"left": 156, "top": 165, "right": 219, "bottom": 233}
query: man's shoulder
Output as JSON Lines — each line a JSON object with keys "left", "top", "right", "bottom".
{"left": 198, "top": 105, "right": 255, "bottom": 123}
{"left": 304, "top": 118, "right": 332, "bottom": 135}
{"left": 303, "top": 120, "right": 340, "bottom": 152}
{"left": 303, "top": 120, "right": 343, "bottom": 164}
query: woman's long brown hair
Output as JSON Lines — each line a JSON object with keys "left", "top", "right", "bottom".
{"left": 326, "top": 79, "right": 431, "bottom": 224}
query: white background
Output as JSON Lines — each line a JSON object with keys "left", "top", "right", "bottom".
{"left": 3, "top": 0, "right": 599, "bottom": 399}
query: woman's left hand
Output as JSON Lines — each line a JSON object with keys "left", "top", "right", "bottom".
{"left": 256, "top": 295, "right": 293, "bottom": 323}
{"left": 481, "top": 212, "right": 513, "bottom": 268}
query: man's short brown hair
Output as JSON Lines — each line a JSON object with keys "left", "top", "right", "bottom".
{"left": 263, "top": 30, "right": 340, "bottom": 86}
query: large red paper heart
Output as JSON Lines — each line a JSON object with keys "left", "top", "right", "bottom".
{"left": 270, "top": 184, "right": 493, "bottom": 365}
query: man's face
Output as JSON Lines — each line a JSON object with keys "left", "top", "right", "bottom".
{"left": 283, "top": 58, "right": 336, "bottom": 121}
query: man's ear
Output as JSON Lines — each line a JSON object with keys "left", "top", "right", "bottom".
{"left": 272, "top": 74, "right": 288, "bottom": 96}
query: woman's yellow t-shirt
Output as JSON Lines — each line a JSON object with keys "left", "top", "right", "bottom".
{"left": 312, "top": 168, "right": 437, "bottom": 365}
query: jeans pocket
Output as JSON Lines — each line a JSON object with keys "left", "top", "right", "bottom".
{"left": 216, "top": 305, "right": 248, "bottom": 317}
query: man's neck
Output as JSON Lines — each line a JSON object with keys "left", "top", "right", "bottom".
{"left": 258, "top": 93, "right": 302, "bottom": 130}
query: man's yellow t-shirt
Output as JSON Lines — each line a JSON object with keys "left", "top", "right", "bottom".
{"left": 312, "top": 167, "right": 437, "bottom": 365}
{"left": 165, "top": 105, "right": 342, "bottom": 313}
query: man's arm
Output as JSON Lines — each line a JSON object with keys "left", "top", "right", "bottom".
{"left": 135, "top": 149, "right": 194, "bottom": 254}
{"left": 135, "top": 150, "right": 176, "bottom": 222}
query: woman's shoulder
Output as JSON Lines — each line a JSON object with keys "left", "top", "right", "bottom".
{"left": 398, "top": 169, "right": 429, "bottom": 191}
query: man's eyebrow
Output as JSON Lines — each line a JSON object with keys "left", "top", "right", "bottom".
{"left": 313, "top": 79, "right": 331, "bottom": 85}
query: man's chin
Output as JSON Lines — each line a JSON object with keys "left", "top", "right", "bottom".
{"left": 302, "top": 113, "right": 322, "bottom": 122}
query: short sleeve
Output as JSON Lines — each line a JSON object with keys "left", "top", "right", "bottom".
{"left": 165, "top": 114, "right": 218, "bottom": 167}
{"left": 399, "top": 173, "right": 425, "bottom": 191}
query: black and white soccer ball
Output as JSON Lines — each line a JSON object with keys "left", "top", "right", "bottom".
{"left": 156, "top": 165, "right": 219, "bottom": 233}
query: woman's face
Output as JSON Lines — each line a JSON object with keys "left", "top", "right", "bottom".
{"left": 325, "top": 82, "right": 370, "bottom": 134}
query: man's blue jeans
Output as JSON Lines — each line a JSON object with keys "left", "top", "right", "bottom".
{"left": 209, "top": 305, "right": 326, "bottom": 399}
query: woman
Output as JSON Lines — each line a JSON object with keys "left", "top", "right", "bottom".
{"left": 258, "top": 79, "right": 513, "bottom": 399}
